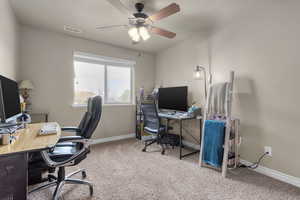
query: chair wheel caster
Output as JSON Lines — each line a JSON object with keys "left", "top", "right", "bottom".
{"left": 142, "top": 148, "right": 146, "bottom": 152}
{"left": 89, "top": 186, "right": 94, "bottom": 196}
{"left": 82, "top": 171, "right": 87, "bottom": 179}
{"left": 161, "top": 150, "right": 165, "bottom": 155}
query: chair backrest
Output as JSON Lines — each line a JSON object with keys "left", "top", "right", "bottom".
{"left": 141, "top": 102, "right": 160, "bottom": 132}
{"left": 78, "top": 96, "right": 102, "bottom": 138}
{"left": 78, "top": 98, "right": 92, "bottom": 134}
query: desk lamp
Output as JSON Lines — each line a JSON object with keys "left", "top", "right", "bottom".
{"left": 19, "top": 80, "right": 34, "bottom": 111}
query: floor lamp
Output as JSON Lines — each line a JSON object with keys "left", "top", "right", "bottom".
{"left": 194, "top": 66, "right": 208, "bottom": 98}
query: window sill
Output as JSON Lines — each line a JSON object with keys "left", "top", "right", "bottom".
{"left": 72, "top": 104, "right": 87, "bottom": 108}
{"left": 71, "top": 104, "right": 135, "bottom": 108}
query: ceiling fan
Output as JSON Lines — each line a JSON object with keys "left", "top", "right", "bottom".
{"left": 96, "top": 0, "right": 180, "bottom": 43}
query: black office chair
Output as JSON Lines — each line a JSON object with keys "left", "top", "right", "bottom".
{"left": 28, "top": 96, "right": 102, "bottom": 200}
{"left": 140, "top": 103, "right": 167, "bottom": 154}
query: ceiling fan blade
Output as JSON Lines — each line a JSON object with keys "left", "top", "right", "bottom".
{"left": 106, "top": 0, "right": 133, "bottom": 16}
{"left": 150, "top": 26, "right": 176, "bottom": 39}
{"left": 147, "top": 3, "right": 180, "bottom": 23}
{"left": 96, "top": 25, "right": 128, "bottom": 30}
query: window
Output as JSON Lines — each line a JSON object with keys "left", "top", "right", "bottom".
{"left": 73, "top": 52, "right": 134, "bottom": 106}
{"left": 107, "top": 66, "right": 132, "bottom": 103}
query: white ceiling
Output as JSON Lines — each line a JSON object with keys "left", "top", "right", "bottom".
{"left": 10, "top": 0, "right": 258, "bottom": 53}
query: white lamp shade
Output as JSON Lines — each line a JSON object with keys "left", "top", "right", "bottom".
{"left": 194, "top": 70, "right": 202, "bottom": 80}
{"left": 194, "top": 66, "right": 205, "bottom": 80}
{"left": 19, "top": 80, "right": 34, "bottom": 89}
{"left": 139, "top": 27, "right": 150, "bottom": 41}
{"left": 128, "top": 26, "right": 151, "bottom": 42}
{"left": 19, "top": 95, "right": 24, "bottom": 103}
{"left": 128, "top": 27, "right": 140, "bottom": 42}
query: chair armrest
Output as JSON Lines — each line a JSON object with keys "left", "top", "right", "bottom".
{"left": 58, "top": 136, "right": 84, "bottom": 143}
{"left": 56, "top": 136, "right": 84, "bottom": 147}
{"left": 61, "top": 127, "right": 81, "bottom": 132}
{"left": 40, "top": 137, "right": 89, "bottom": 168}
{"left": 55, "top": 142, "right": 75, "bottom": 147}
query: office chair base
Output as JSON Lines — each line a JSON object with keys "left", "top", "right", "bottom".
{"left": 66, "top": 168, "right": 87, "bottom": 179}
{"left": 142, "top": 138, "right": 165, "bottom": 154}
{"left": 29, "top": 168, "right": 93, "bottom": 200}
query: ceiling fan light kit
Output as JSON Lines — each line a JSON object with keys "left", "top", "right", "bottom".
{"left": 128, "top": 27, "right": 140, "bottom": 42}
{"left": 98, "top": 0, "right": 181, "bottom": 44}
{"left": 139, "top": 26, "right": 150, "bottom": 41}
{"left": 128, "top": 26, "right": 150, "bottom": 42}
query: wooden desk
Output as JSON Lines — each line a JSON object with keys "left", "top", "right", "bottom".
{"left": 0, "top": 123, "right": 61, "bottom": 200}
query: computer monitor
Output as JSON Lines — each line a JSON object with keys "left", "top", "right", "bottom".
{"left": 158, "top": 86, "right": 188, "bottom": 112}
{"left": 0, "top": 75, "right": 22, "bottom": 123}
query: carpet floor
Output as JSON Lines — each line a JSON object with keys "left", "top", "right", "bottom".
{"left": 29, "top": 139, "right": 300, "bottom": 200}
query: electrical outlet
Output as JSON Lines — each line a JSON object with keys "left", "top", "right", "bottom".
{"left": 264, "top": 146, "right": 272, "bottom": 157}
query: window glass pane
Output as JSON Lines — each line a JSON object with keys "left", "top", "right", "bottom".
{"left": 107, "top": 66, "right": 131, "bottom": 103}
{"left": 74, "top": 61, "right": 104, "bottom": 105}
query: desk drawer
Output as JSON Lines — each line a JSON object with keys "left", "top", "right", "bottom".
{"left": 0, "top": 153, "right": 27, "bottom": 200}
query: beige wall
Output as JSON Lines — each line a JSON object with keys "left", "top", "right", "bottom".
{"left": 155, "top": 36, "right": 209, "bottom": 143}
{"left": 20, "top": 26, "right": 155, "bottom": 139}
{"left": 0, "top": 0, "right": 19, "bottom": 80}
{"left": 155, "top": 2, "right": 300, "bottom": 178}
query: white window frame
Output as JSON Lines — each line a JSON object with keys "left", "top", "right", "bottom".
{"left": 73, "top": 52, "right": 135, "bottom": 106}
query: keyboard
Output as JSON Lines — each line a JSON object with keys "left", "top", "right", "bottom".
{"left": 159, "top": 111, "right": 193, "bottom": 119}
{"left": 39, "top": 123, "right": 57, "bottom": 135}
{"left": 0, "top": 123, "right": 24, "bottom": 134}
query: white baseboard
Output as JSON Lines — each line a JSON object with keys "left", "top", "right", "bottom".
{"left": 90, "top": 134, "right": 300, "bottom": 188}
{"left": 141, "top": 135, "right": 154, "bottom": 141}
{"left": 91, "top": 134, "right": 199, "bottom": 149}
{"left": 240, "top": 160, "right": 300, "bottom": 188}
{"left": 178, "top": 141, "right": 300, "bottom": 188}
{"left": 182, "top": 140, "right": 200, "bottom": 150}
{"left": 140, "top": 136, "right": 200, "bottom": 149}
{"left": 90, "top": 133, "right": 135, "bottom": 145}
